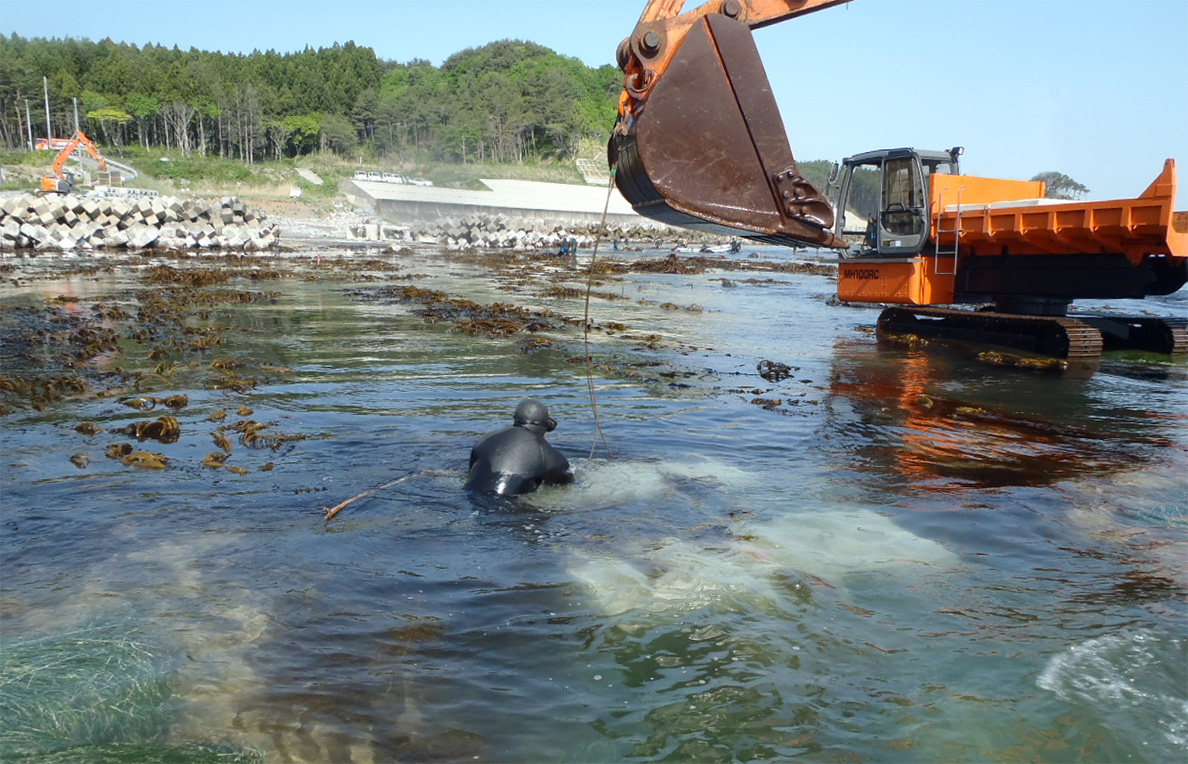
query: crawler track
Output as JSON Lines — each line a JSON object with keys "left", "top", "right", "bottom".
{"left": 1077, "top": 315, "right": 1188, "bottom": 355}
{"left": 877, "top": 307, "right": 1105, "bottom": 358}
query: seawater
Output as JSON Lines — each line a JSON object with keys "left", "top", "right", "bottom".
{"left": 1, "top": 245, "right": 1185, "bottom": 763}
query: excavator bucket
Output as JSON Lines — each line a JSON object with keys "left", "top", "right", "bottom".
{"left": 610, "top": 11, "right": 845, "bottom": 249}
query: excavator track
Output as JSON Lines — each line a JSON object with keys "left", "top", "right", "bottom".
{"left": 1156, "top": 317, "right": 1188, "bottom": 354}
{"left": 1076, "top": 315, "right": 1188, "bottom": 355}
{"left": 877, "top": 307, "right": 1105, "bottom": 359}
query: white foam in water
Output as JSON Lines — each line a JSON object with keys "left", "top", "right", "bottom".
{"left": 740, "top": 508, "right": 962, "bottom": 578}
{"left": 1037, "top": 629, "right": 1188, "bottom": 751}
{"left": 522, "top": 456, "right": 759, "bottom": 513}
{"left": 547, "top": 457, "right": 960, "bottom": 616}
{"left": 568, "top": 506, "right": 961, "bottom": 617}
{"left": 568, "top": 538, "right": 788, "bottom": 617}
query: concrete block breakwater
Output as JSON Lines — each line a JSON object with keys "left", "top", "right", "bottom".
{"left": 352, "top": 213, "right": 598, "bottom": 252}
{"left": 0, "top": 193, "right": 280, "bottom": 252}
{"left": 351, "top": 213, "right": 706, "bottom": 253}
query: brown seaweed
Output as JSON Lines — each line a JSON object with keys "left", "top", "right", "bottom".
{"left": 119, "top": 396, "right": 159, "bottom": 411}
{"left": 120, "top": 450, "right": 169, "bottom": 469}
{"left": 117, "top": 415, "right": 181, "bottom": 444}
{"left": 105, "top": 443, "right": 135, "bottom": 460}
{"left": 212, "top": 429, "right": 233, "bottom": 452}
{"left": 162, "top": 394, "right": 189, "bottom": 410}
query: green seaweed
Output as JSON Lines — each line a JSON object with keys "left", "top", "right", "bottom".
{"left": 0, "top": 626, "right": 263, "bottom": 764}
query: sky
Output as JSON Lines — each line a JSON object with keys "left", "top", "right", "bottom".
{"left": 3, "top": 0, "right": 1186, "bottom": 207}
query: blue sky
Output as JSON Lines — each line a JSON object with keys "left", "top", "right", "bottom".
{"left": 3, "top": 0, "right": 1186, "bottom": 206}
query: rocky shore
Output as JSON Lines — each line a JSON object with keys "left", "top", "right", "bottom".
{"left": 265, "top": 199, "right": 725, "bottom": 253}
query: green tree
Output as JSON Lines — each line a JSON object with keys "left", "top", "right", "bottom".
{"left": 281, "top": 114, "right": 320, "bottom": 156}
{"left": 1031, "top": 171, "right": 1089, "bottom": 200}
{"left": 0, "top": 32, "right": 622, "bottom": 164}
{"left": 125, "top": 94, "right": 160, "bottom": 149}
{"left": 79, "top": 90, "right": 108, "bottom": 117}
{"left": 319, "top": 112, "right": 357, "bottom": 156}
{"left": 352, "top": 88, "right": 379, "bottom": 142}
{"left": 86, "top": 106, "right": 133, "bottom": 147}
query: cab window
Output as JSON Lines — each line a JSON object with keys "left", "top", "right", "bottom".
{"left": 882, "top": 157, "right": 923, "bottom": 236}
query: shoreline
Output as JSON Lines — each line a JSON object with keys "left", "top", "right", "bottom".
{"left": 1, "top": 188, "right": 737, "bottom": 256}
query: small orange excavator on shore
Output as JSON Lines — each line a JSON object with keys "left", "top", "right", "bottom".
{"left": 609, "top": 0, "right": 1187, "bottom": 358}
{"left": 40, "top": 130, "right": 109, "bottom": 194}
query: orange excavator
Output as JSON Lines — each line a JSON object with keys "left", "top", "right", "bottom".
{"left": 609, "top": 0, "right": 1187, "bottom": 358}
{"left": 40, "top": 130, "right": 108, "bottom": 194}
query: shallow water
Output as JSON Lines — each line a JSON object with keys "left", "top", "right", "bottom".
{"left": 1, "top": 245, "right": 1185, "bottom": 763}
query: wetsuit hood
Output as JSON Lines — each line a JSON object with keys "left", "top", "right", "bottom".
{"left": 514, "top": 398, "right": 556, "bottom": 435}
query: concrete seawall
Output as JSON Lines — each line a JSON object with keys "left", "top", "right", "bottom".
{"left": 344, "top": 178, "right": 670, "bottom": 230}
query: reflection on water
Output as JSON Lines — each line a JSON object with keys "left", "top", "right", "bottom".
{"left": 824, "top": 336, "right": 1183, "bottom": 491}
{"left": 1, "top": 248, "right": 1185, "bottom": 762}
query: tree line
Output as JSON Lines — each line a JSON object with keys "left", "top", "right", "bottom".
{"left": 0, "top": 33, "right": 1086, "bottom": 206}
{"left": 0, "top": 34, "right": 623, "bottom": 165}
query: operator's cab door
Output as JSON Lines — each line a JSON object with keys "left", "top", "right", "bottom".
{"left": 830, "top": 149, "right": 929, "bottom": 257}
{"left": 876, "top": 153, "right": 927, "bottom": 256}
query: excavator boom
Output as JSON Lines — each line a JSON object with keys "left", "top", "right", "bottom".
{"left": 610, "top": 0, "right": 850, "bottom": 248}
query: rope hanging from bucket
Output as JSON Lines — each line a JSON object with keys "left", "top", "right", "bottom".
{"left": 583, "top": 164, "right": 618, "bottom": 460}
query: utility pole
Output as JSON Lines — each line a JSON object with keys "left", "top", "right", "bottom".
{"left": 43, "top": 76, "right": 52, "bottom": 142}
{"left": 73, "top": 97, "right": 80, "bottom": 133}
{"left": 25, "top": 100, "right": 33, "bottom": 150}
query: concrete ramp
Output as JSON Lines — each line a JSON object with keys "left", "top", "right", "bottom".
{"left": 346, "top": 178, "right": 667, "bottom": 229}
{"left": 296, "top": 168, "right": 323, "bottom": 185}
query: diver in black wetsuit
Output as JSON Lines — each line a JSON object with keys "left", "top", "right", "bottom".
{"left": 465, "top": 399, "right": 574, "bottom": 496}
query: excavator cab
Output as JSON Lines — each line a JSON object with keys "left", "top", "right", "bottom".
{"left": 828, "top": 147, "right": 962, "bottom": 257}
{"left": 40, "top": 172, "right": 75, "bottom": 195}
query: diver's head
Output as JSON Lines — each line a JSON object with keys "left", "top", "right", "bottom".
{"left": 514, "top": 398, "right": 557, "bottom": 435}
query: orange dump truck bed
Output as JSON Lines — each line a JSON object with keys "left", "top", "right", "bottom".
{"left": 931, "top": 159, "right": 1185, "bottom": 264}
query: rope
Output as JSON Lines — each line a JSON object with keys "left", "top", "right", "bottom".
{"left": 583, "top": 165, "right": 618, "bottom": 460}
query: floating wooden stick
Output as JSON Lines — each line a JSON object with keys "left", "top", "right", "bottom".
{"left": 324, "top": 474, "right": 416, "bottom": 521}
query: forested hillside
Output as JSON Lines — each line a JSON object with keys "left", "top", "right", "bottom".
{"left": 0, "top": 34, "right": 622, "bottom": 165}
